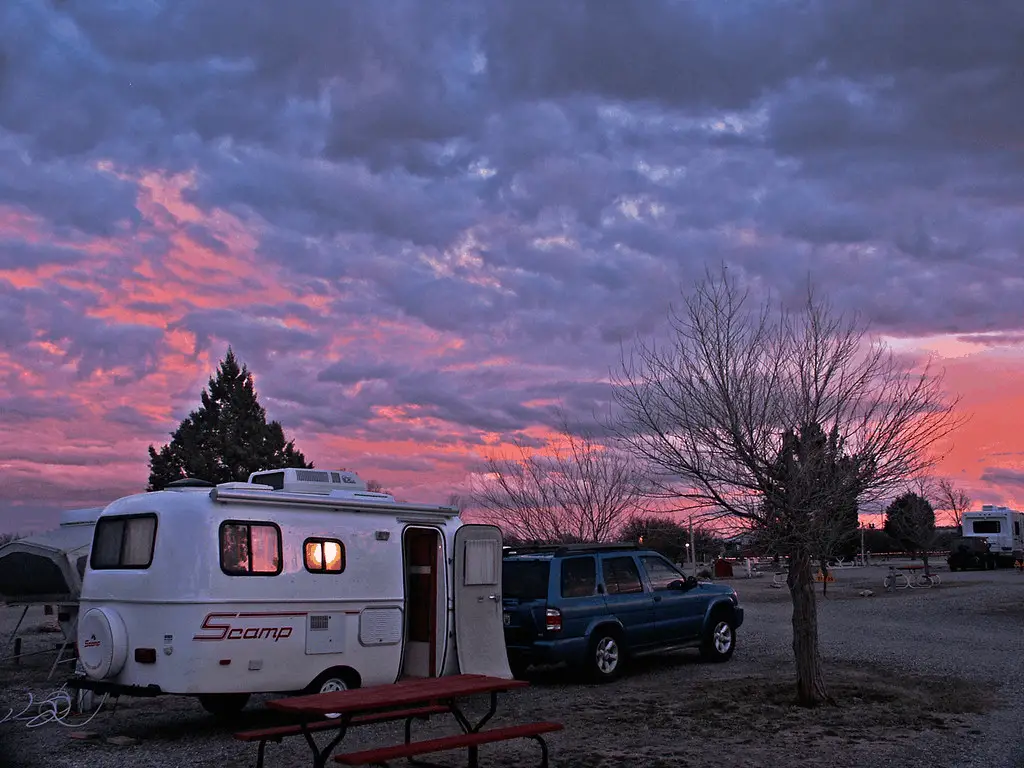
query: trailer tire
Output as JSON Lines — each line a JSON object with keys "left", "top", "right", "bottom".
{"left": 197, "top": 693, "right": 250, "bottom": 718}
{"left": 308, "top": 666, "right": 361, "bottom": 695}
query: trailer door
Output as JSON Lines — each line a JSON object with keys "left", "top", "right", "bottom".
{"left": 453, "top": 524, "right": 512, "bottom": 678}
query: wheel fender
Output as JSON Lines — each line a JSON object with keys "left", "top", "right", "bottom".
{"left": 701, "top": 599, "right": 735, "bottom": 633}
{"left": 584, "top": 618, "right": 625, "bottom": 647}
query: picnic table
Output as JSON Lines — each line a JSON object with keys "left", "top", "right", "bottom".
{"left": 242, "top": 673, "right": 562, "bottom": 768}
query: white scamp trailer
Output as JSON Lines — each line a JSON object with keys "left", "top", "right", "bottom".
{"left": 69, "top": 468, "right": 511, "bottom": 715}
{"left": 961, "top": 504, "right": 1024, "bottom": 567}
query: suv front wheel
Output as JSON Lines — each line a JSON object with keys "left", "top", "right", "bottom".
{"left": 587, "top": 628, "right": 625, "bottom": 682}
{"left": 700, "top": 610, "right": 736, "bottom": 663}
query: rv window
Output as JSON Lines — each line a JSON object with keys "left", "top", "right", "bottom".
{"left": 220, "top": 521, "right": 282, "bottom": 576}
{"left": 972, "top": 520, "right": 1001, "bottom": 534}
{"left": 90, "top": 514, "right": 158, "bottom": 570}
{"left": 304, "top": 538, "right": 345, "bottom": 573}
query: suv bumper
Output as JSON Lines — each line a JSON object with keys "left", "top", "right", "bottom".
{"left": 506, "top": 636, "right": 588, "bottom": 668}
{"left": 733, "top": 606, "right": 744, "bottom": 629}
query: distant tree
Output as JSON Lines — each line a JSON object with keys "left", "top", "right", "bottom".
{"left": 469, "top": 413, "right": 649, "bottom": 543}
{"left": 0, "top": 532, "right": 22, "bottom": 547}
{"left": 884, "top": 492, "right": 937, "bottom": 566}
{"left": 619, "top": 516, "right": 723, "bottom": 564}
{"left": 365, "top": 480, "right": 387, "bottom": 494}
{"left": 862, "top": 525, "right": 900, "bottom": 555}
{"left": 936, "top": 478, "right": 971, "bottom": 533}
{"left": 147, "top": 348, "right": 312, "bottom": 490}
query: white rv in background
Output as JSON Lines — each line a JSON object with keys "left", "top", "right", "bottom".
{"left": 961, "top": 505, "right": 1024, "bottom": 567}
{"left": 69, "top": 468, "right": 511, "bottom": 716}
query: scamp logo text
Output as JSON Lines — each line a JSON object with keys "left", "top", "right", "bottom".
{"left": 192, "top": 612, "right": 299, "bottom": 642}
{"left": 82, "top": 634, "right": 101, "bottom": 648}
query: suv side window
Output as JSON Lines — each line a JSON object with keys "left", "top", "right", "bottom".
{"left": 560, "top": 557, "right": 597, "bottom": 598}
{"left": 602, "top": 556, "right": 644, "bottom": 595}
{"left": 640, "top": 556, "right": 684, "bottom": 590}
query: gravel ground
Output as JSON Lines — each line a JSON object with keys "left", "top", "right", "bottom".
{"left": 2, "top": 561, "right": 1023, "bottom": 768}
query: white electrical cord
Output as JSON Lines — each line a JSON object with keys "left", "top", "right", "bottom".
{"left": 0, "top": 684, "right": 109, "bottom": 728}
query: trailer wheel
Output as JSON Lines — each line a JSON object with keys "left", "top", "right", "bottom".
{"left": 197, "top": 693, "right": 250, "bottom": 718}
{"left": 309, "top": 666, "right": 360, "bottom": 693}
{"left": 306, "top": 667, "right": 360, "bottom": 718}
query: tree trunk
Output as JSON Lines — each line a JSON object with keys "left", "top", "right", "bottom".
{"left": 787, "top": 548, "right": 831, "bottom": 706}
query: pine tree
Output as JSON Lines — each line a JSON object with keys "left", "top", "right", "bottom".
{"left": 883, "top": 491, "right": 936, "bottom": 559}
{"left": 147, "top": 348, "right": 312, "bottom": 490}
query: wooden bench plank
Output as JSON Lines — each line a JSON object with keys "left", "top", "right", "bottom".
{"left": 234, "top": 704, "right": 451, "bottom": 743}
{"left": 333, "top": 721, "right": 564, "bottom": 765}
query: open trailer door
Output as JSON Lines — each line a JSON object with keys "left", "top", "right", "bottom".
{"left": 453, "top": 524, "right": 512, "bottom": 679}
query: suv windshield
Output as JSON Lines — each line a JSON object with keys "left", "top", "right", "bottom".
{"left": 502, "top": 559, "right": 550, "bottom": 601}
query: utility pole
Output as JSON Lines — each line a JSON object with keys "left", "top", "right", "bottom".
{"left": 689, "top": 516, "right": 696, "bottom": 577}
{"left": 860, "top": 525, "right": 866, "bottom": 566}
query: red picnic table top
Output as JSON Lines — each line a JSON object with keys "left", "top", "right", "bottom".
{"left": 266, "top": 674, "right": 528, "bottom": 718}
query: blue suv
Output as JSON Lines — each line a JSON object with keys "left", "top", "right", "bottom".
{"left": 501, "top": 543, "right": 744, "bottom": 681}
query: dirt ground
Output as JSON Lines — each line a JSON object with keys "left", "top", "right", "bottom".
{"left": 0, "top": 563, "right": 1017, "bottom": 768}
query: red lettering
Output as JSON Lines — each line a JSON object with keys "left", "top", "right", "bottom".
{"left": 192, "top": 612, "right": 296, "bottom": 642}
{"left": 192, "top": 613, "right": 234, "bottom": 641}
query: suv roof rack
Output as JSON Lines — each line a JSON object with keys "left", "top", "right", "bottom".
{"left": 503, "top": 542, "right": 640, "bottom": 557}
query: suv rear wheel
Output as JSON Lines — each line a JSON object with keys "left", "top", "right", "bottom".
{"left": 587, "top": 628, "right": 625, "bottom": 682}
{"left": 700, "top": 610, "right": 736, "bottom": 663}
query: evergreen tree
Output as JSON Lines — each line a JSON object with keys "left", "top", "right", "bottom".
{"left": 883, "top": 491, "right": 936, "bottom": 557}
{"left": 147, "top": 348, "right": 312, "bottom": 490}
{"left": 762, "top": 422, "right": 864, "bottom": 560}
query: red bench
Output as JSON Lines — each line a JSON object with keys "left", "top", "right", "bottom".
{"left": 332, "top": 721, "right": 564, "bottom": 767}
{"left": 235, "top": 704, "right": 451, "bottom": 768}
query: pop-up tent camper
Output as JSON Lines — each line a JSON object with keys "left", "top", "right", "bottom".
{"left": 0, "top": 507, "right": 101, "bottom": 658}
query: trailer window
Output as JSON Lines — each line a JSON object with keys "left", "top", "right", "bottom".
{"left": 91, "top": 514, "right": 158, "bottom": 570}
{"left": 304, "top": 538, "right": 345, "bottom": 573}
{"left": 972, "top": 520, "right": 1001, "bottom": 534}
{"left": 220, "top": 521, "right": 281, "bottom": 576}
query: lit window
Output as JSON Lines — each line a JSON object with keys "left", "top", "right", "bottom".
{"left": 304, "top": 537, "right": 345, "bottom": 573}
{"left": 220, "top": 522, "right": 281, "bottom": 576}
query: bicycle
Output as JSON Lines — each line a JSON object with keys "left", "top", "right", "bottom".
{"left": 883, "top": 566, "right": 910, "bottom": 592}
{"left": 914, "top": 570, "right": 941, "bottom": 588}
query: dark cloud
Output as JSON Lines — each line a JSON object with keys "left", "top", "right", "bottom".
{"left": 980, "top": 468, "right": 1024, "bottom": 491}
{"left": 3, "top": 0, "right": 1024, "bottom": 522}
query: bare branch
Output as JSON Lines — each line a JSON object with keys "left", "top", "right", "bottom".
{"left": 468, "top": 412, "right": 650, "bottom": 542}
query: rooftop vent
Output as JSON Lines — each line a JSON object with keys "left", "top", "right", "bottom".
{"left": 247, "top": 467, "right": 368, "bottom": 495}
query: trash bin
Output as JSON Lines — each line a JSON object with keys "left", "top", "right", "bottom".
{"left": 714, "top": 559, "right": 734, "bottom": 578}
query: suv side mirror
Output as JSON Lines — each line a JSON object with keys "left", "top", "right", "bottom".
{"left": 669, "top": 576, "right": 699, "bottom": 591}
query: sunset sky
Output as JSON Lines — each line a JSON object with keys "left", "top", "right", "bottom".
{"left": 2, "top": 1, "right": 1024, "bottom": 535}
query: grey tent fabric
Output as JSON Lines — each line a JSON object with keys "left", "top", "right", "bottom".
{"left": 0, "top": 510, "right": 100, "bottom": 605}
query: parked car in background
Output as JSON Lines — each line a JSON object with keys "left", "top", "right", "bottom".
{"left": 947, "top": 536, "right": 998, "bottom": 571}
{"left": 501, "top": 543, "right": 744, "bottom": 682}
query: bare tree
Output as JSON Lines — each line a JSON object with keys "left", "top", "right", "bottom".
{"left": 611, "top": 268, "right": 965, "bottom": 705}
{"left": 936, "top": 478, "right": 971, "bottom": 532}
{"left": 469, "top": 415, "right": 649, "bottom": 543}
